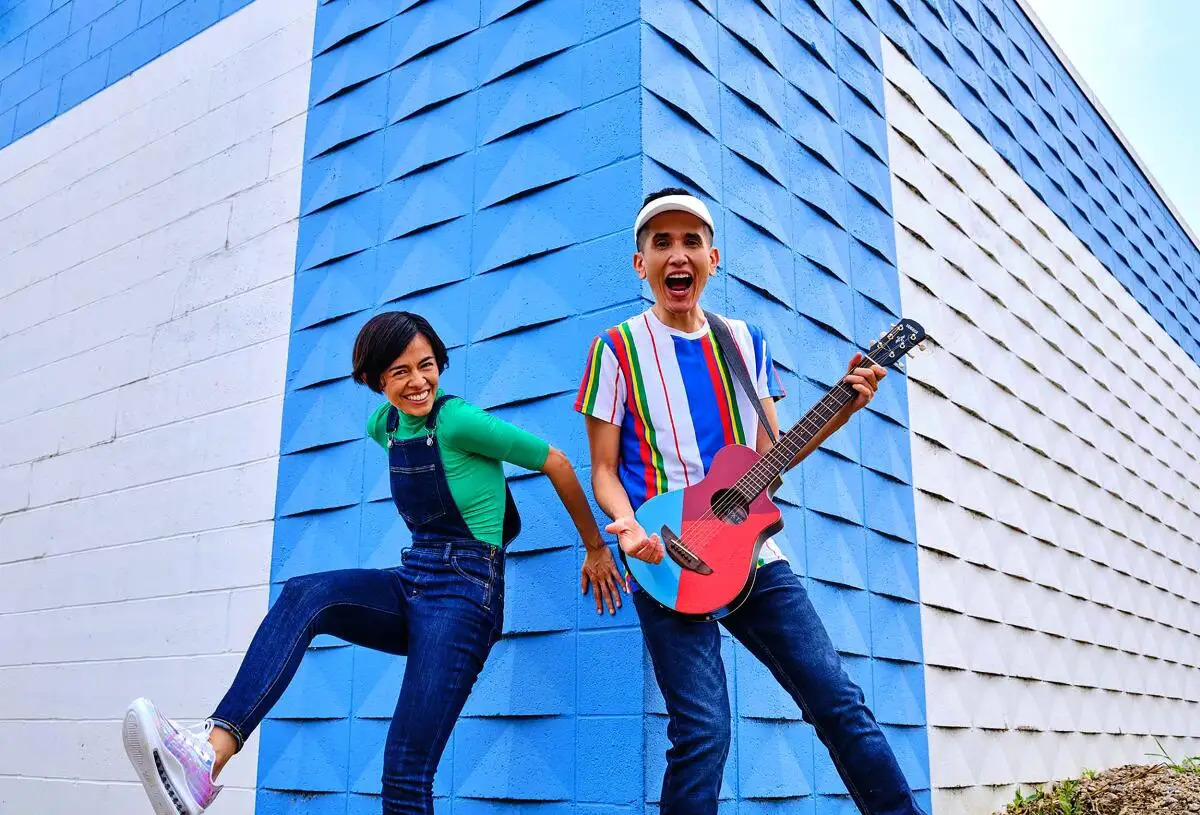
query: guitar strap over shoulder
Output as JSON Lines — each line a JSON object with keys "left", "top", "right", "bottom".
{"left": 703, "top": 310, "right": 776, "bottom": 444}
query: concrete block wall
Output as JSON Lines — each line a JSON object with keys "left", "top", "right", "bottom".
{"left": 266, "top": 0, "right": 929, "bottom": 813}
{"left": 0, "top": 0, "right": 257, "bottom": 148}
{"left": 884, "top": 39, "right": 1200, "bottom": 814}
{"left": 0, "top": 0, "right": 1197, "bottom": 812}
{"left": 263, "top": 0, "right": 653, "bottom": 812}
{"left": 0, "top": 0, "right": 314, "bottom": 810}
{"left": 876, "top": 0, "right": 1200, "bottom": 366}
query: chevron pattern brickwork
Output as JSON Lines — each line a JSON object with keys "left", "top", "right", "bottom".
{"left": 266, "top": 0, "right": 929, "bottom": 812}
{"left": 877, "top": 0, "right": 1200, "bottom": 365}
{"left": 885, "top": 39, "right": 1200, "bottom": 813}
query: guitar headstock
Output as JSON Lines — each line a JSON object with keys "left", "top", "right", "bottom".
{"left": 865, "top": 319, "right": 927, "bottom": 369}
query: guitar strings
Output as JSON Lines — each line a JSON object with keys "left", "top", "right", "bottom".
{"left": 671, "top": 349, "right": 888, "bottom": 560}
{"left": 680, "top": 384, "right": 855, "bottom": 557}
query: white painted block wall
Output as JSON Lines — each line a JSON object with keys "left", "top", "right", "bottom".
{"left": 0, "top": 0, "right": 315, "bottom": 811}
{"left": 882, "top": 41, "right": 1200, "bottom": 815}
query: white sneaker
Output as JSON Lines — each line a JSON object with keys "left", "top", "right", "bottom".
{"left": 123, "top": 697, "right": 223, "bottom": 814}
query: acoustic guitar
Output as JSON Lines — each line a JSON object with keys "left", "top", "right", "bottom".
{"left": 626, "top": 319, "right": 927, "bottom": 620}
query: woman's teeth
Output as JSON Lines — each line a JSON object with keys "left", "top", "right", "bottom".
{"left": 404, "top": 390, "right": 430, "bottom": 403}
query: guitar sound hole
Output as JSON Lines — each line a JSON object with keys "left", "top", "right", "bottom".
{"left": 712, "top": 489, "right": 750, "bottom": 524}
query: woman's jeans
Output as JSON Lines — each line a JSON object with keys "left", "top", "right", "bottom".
{"left": 210, "top": 539, "right": 504, "bottom": 815}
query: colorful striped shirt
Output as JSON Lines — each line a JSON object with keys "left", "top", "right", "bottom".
{"left": 576, "top": 309, "right": 789, "bottom": 566}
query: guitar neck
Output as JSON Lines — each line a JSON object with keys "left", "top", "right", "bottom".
{"left": 733, "top": 379, "right": 859, "bottom": 499}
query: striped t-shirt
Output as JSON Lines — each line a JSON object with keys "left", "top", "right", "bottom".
{"left": 575, "top": 308, "right": 788, "bottom": 566}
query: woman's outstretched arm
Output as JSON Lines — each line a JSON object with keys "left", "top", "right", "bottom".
{"left": 542, "top": 447, "right": 627, "bottom": 616}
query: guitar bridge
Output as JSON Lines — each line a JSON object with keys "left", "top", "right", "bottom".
{"left": 661, "top": 525, "right": 712, "bottom": 575}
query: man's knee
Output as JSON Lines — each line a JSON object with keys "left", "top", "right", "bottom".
{"left": 808, "top": 673, "right": 869, "bottom": 730}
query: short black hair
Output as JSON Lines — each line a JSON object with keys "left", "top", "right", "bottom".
{"left": 352, "top": 311, "right": 449, "bottom": 393}
{"left": 635, "top": 186, "right": 714, "bottom": 249}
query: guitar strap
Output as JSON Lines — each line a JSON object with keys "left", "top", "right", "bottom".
{"left": 704, "top": 310, "right": 777, "bottom": 444}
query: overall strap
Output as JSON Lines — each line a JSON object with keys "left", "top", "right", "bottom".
{"left": 385, "top": 394, "right": 458, "bottom": 436}
{"left": 424, "top": 394, "right": 458, "bottom": 431}
{"left": 704, "top": 310, "right": 776, "bottom": 443}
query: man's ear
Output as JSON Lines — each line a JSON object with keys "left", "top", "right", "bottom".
{"left": 709, "top": 246, "right": 720, "bottom": 271}
{"left": 633, "top": 251, "right": 647, "bottom": 280}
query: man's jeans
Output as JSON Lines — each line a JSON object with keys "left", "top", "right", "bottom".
{"left": 634, "top": 560, "right": 927, "bottom": 815}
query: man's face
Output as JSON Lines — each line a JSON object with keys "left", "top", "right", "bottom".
{"left": 633, "top": 210, "right": 720, "bottom": 316}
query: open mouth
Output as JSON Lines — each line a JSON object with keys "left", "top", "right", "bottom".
{"left": 403, "top": 389, "right": 431, "bottom": 405}
{"left": 665, "top": 271, "right": 694, "bottom": 295}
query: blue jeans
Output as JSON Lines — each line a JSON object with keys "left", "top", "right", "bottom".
{"left": 210, "top": 540, "right": 504, "bottom": 815}
{"left": 634, "top": 560, "right": 926, "bottom": 815}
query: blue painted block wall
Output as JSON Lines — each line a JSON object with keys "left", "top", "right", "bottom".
{"left": 0, "top": 0, "right": 253, "bottom": 147}
{"left": 636, "top": 0, "right": 929, "bottom": 811}
{"left": 267, "top": 0, "right": 929, "bottom": 813}
{"left": 265, "top": 0, "right": 652, "bottom": 812}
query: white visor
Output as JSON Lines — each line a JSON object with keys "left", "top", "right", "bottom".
{"left": 633, "top": 194, "right": 714, "bottom": 243}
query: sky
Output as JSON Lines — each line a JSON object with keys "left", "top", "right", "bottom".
{"left": 1023, "top": 0, "right": 1200, "bottom": 241}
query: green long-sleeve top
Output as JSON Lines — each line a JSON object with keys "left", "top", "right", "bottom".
{"left": 367, "top": 391, "right": 551, "bottom": 546}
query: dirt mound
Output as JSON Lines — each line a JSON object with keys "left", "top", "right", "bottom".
{"left": 1002, "top": 764, "right": 1200, "bottom": 815}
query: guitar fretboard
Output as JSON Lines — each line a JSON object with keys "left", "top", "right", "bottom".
{"left": 730, "top": 355, "right": 881, "bottom": 502}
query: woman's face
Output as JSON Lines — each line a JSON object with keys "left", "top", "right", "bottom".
{"left": 380, "top": 333, "right": 440, "bottom": 417}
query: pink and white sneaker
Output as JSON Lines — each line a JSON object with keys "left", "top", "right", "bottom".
{"left": 123, "top": 697, "right": 222, "bottom": 815}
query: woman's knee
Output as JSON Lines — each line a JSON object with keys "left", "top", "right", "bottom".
{"left": 274, "top": 573, "right": 342, "bottom": 627}
{"left": 278, "top": 572, "right": 329, "bottom": 604}
{"left": 671, "top": 711, "right": 732, "bottom": 758}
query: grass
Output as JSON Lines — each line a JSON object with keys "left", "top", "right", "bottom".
{"left": 1006, "top": 777, "right": 1083, "bottom": 815}
{"left": 1003, "top": 740, "right": 1200, "bottom": 815}
{"left": 1147, "top": 737, "right": 1200, "bottom": 775}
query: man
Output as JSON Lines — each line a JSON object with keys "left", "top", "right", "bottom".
{"left": 575, "top": 187, "right": 927, "bottom": 815}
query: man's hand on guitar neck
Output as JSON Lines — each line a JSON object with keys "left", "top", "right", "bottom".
{"left": 758, "top": 352, "right": 889, "bottom": 471}
{"left": 841, "top": 352, "right": 887, "bottom": 415}
{"left": 607, "top": 516, "right": 666, "bottom": 565}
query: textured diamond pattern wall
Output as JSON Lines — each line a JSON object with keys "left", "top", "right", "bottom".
{"left": 268, "top": 0, "right": 928, "bottom": 812}
{"left": 264, "top": 1, "right": 647, "bottom": 812}
{"left": 638, "top": 2, "right": 929, "bottom": 811}
{"left": 877, "top": 0, "right": 1200, "bottom": 366}
{"left": 885, "top": 40, "right": 1200, "bottom": 815}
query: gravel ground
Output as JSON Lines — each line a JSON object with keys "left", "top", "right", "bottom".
{"left": 1000, "top": 764, "right": 1200, "bottom": 815}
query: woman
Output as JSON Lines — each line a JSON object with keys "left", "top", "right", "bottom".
{"left": 122, "top": 311, "right": 632, "bottom": 815}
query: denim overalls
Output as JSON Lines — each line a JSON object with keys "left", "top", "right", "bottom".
{"left": 386, "top": 393, "right": 521, "bottom": 549}
{"left": 211, "top": 394, "right": 521, "bottom": 814}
